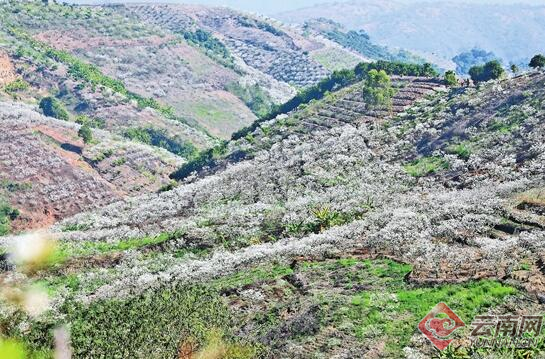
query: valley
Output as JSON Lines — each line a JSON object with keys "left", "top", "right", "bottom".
{"left": 0, "top": 1, "right": 545, "bottom": 358}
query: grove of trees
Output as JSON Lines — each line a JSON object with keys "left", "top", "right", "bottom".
{"left": 452, "top": 48, "right": 497, "bottom": 74}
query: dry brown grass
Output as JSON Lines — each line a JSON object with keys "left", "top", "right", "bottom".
{"left": 517, "top": 187, "right": 545, "bottom": 207}
{"left": 178, "top": 330, "right": 256, "bottom": 359}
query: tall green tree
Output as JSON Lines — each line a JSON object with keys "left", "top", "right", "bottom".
{"left": 529, "top": 54, "right": 545, "bottom": 69}
{"left": 469, "top": 60, "right": 505, "bottom": 83}
{"left": 362, "top": 69, "right": 396, "bottom": 110}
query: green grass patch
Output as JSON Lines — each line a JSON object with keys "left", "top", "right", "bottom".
{"left": 124, "top": 127, "right": 197, "bottom": 158}
{"left": 404, "top": 156, "right": 449, "bottom": 177}
{"left": 447, "top": 142, "right": 472, "bottom": 160}
{"left": 489, "top": 108, "right": 529, "bottom": 134}
{"left": 213, "top": 264, "right": 294, "bottom": 291}
{"left": 226, "top": 82, "right": 273, "bottom": 118}
{"left": 3, "top": 78, "right": 29, "bottom": 95}
{"left": 319, "top": 259, "right": 517, "bottom": 356}
{"left": 50, "top": 231, "right": 183, "bottom": 267}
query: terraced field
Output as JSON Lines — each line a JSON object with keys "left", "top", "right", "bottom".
{"left": 178, "top": 76, "right": 445, "bottom": 180}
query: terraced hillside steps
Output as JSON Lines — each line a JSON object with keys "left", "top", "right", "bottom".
{"left": 171, "top": 76, "right": 446, "bottom": 181}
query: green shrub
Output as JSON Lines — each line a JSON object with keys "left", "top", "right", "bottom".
{"left": 39, "top": 97, "right": 69, "bottom": 121}
{"left": 444, "top": 70, "right": 457, "bottom": 86}
{"left": 447, "top": 143, "right": 471, "bottom": 160}
{"left": 0, "top": 180, "right": 31, "bottom": 192}
{"left": 77, "top": 125, "right": 93, "bottom": 144}
{"left": 75, "top": 115, "right": 105, "bottom": 129}
{"left": 0, "top": 200, "right": 19, "bottom": 235}
{"left": 3, "top": 78, "right": 29, "bottom": 95}
{"left": 112, "top": 157, "right": 126, "bottom": 166}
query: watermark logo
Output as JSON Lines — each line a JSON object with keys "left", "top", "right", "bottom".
{"left": 418, "top": 302, "right": 465, "bottom": 350}
{"left": 470, "top": 315, "right": 543, "bottom": 349}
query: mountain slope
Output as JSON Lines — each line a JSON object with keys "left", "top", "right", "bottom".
{"left": 120, "top": 4, "right": 363, "bottom": 88}
{"left": 0, "top": 100, "right": 183, "bottom": 230}
{"left": 0, "top": 2, "right": 369, "bottom": 141}
{"left": 4, "top": 67, "right": 545, "bottom": 356}
{"left": 276, "top": 0, "right": 545, "bottom": 66}
{"left": 0, "top": 2, "right": 366, "bottom": 231}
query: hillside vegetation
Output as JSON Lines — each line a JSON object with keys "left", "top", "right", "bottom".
{"left": 2, "top": 57, "right": 545, "bottom": 356}
{"left": 0, "top": 1, "right": 373, "bottom": 231}
{"left": 1, "top": 2, "right": 545, "bottom": 358}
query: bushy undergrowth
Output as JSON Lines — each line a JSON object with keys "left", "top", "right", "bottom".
{"left": 3, "top": 78, "right": 29, "bottom": 96}
{"left": 65, "top": 285, "right": 230, "bottom": 358}
{"left": 124, "top": 127, "right": 197, "bottom": 158}
{"left": 5, "top": 284, "right": 250, "bottom": 358}
{"left": 39, "top": 97, "right": 69, "bottom": 121}
{"left": 0, "top": 200, "right": 19, "bottom": 235}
